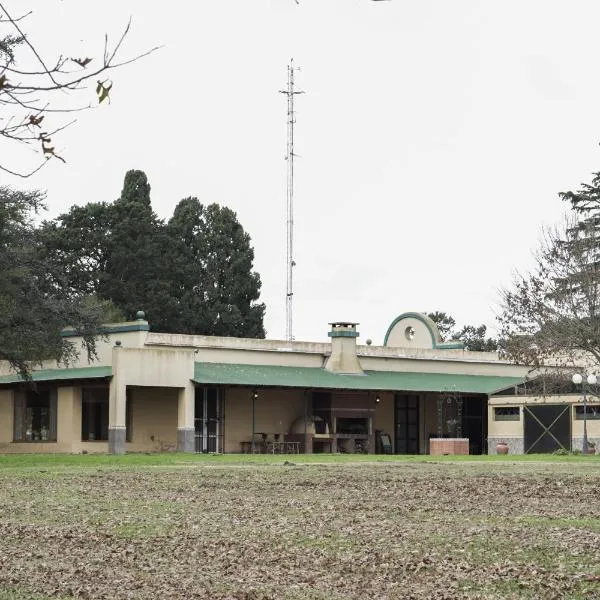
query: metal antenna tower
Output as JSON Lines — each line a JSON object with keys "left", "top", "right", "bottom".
{"left": 280, "top": 59, "right": 303, "bottom": 341}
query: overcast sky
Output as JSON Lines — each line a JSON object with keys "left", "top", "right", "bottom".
{"left": 4, "top": 1, "right": 600, "bottom": 344}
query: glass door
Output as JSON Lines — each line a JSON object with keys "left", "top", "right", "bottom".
{"left": 395, "top": 394, "right": 419, "bottom": 454}
{"left": 195, "top": 387, "right": 223, "bottom": 453}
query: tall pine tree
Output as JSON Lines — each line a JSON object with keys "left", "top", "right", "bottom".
{"left": 38, "top": 171, "right": 266, "bottom": 337}
{"left": 166, "top": 197, "right": 265, "bottom": 337}
{"left": 102, "top": 170, "right": 171, "bottom": 325}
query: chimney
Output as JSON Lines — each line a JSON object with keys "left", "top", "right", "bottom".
{"left": 324, "top": 322, "right": 364, "bottom": 375}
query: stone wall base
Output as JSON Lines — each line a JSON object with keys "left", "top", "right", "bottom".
{"left": 108, "top": 427, "right": 126, "bottom": 455}
{"left": 487, "top": 437, "right": 524, "bottom": 455}
{"left": 177, "top": 428, "right": 195, "bottom": 453}
{"left": 572, "top": 437, "right": 599, "bottom": 454}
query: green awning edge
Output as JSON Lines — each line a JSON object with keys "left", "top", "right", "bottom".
{"left": 0, "top": 366, "right": 112, "bottom": 385}
{"left": 193, "top": 362, "right": 524, "bottom": 395}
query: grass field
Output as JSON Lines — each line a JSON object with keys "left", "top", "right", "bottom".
{"left": 0, "top": 454, "right": 599, "bottom": 599}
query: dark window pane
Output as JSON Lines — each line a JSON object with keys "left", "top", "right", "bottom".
{"left": 82, "top": 388, "right": 109, "bottom": 441}
{"left": 16, "top": 390, "right": 56, "bottom": 442}
{"left": 494, "top": 407, "right": 520, "bottom": 421}
{"left": 574, "top": 405, "right": 600, "bottom": 420}
{"left": 126, "top": 393, "right": 133, "bottom": 443}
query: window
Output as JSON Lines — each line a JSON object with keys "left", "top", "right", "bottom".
{"left": 574, "top": 405, "right": 600, "bottom": 420}
{"left": 82, "top": 388, "right": 109, "bottom": 441}
{"left": 14, "top": 390, "right": 57, "bottom": 442}
{"left": 493, "top": 406, "right": 520, "bottom": 421}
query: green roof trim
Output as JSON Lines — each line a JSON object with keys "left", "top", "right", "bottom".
{"left": 61, "top": 323, "right": 149, "bottom": 338}
{"left": 0, "top": 366, "right": 112, "bottom": 385}
{"left": 193, "top": 362, "right": 524, "bottom": 395}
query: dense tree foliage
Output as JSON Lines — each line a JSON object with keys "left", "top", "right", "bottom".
{"left": 0, "top": 187, "right": 107, "bottom": 376}
{"left": 427, "top": 311, "right": 498, "bottom": 352}
{"left": 40, "top": 170, "right": 266, "bottom": 337}
{"left": 39, "top": 201, "right": 114, "bottom": 297}
{"left": 427, "top": 311, "right": 456, "bottom": 339}
{"left": 500, "top": 172, "right": 600, "bottom": 369}
{"left": 101, "top": 170, "right": 172, "bottom": 328}
{"left": 165, "top": 197, "right": 266, "bottom": 337}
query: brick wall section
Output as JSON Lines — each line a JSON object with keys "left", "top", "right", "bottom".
{"left": 430, "top": 438, "right": 469, "bottom": 455}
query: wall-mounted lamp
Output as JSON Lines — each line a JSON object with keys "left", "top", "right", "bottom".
{"left": 375, "top": 395, "right": 381, "bottom": 404}
{"left": 252, "top": 391, "right": 259, "bottom": 400}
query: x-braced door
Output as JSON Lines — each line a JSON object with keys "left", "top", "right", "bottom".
{"left": 524, "top": 404, "right": 571, "bottom": 454}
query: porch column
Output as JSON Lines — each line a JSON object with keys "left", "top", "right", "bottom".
{"left": 108, "top": 380, "right": 126, "bottom": 454}
{"left": 57, "top": 386, "right": 81, "bottom": 452}
{"left": 177, "top": 383, "right": 195, "bottom": 452}
{"left": 0, "top": 389, "right": 14, "bottom": 444}
{"left": 368, "top": 415, "right": 376, "bottom": 454}
{"left": 303, "top": 391, "right": 309, "bottom": 454}
{"left": 108, "top": 343, "right": 126, "bottom": 454}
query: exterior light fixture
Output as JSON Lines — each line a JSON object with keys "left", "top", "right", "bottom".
{"left": 375, "top": 395, "right": 381, "bottom": 403}
{"left": 572, "top": 373, "right": 597, "bottom": 454}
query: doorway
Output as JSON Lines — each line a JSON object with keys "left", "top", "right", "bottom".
{"left": 461, "top": 396, "right": 487, "bottom": 455}
{"left": 524, "top": 404, "right": 571, "bottom": 453}
{"left": 195, "top": 387, "right": 223, "bottom": 453}
{"left": 395, "top": 394, "right": 419, "bottom": 454}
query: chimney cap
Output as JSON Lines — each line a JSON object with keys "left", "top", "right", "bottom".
{"left": 328, "top": 322, "right": 360, "bottom": 338}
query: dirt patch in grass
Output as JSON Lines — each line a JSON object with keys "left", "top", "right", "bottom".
{"left": 0, "top": 461, "right": 599, "bottom": 599}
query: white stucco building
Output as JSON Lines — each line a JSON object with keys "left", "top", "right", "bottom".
{"left": 1, "top": 311, "right": 597, "bottom": 455}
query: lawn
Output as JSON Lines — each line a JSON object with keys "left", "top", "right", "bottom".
{"left": 0, "top": 455, "right": 599, "bottom": 599}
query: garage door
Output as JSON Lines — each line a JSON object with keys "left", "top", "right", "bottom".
{"left": 524, "top": 404, "right": 571, "bottom": 454}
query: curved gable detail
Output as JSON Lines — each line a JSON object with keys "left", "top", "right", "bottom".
{"left": 383, "top": 312, "right": 465, "bottom": 350}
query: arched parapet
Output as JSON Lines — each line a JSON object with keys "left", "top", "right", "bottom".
{"left": 383, "top": 312, "right": 465, "bottom": 350}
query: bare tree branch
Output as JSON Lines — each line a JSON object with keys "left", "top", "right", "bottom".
{"left": 0, "top": 160, "right": 46, "bottom": 177}
{"left": 0, "top": 3, "right": 160, "bottom": 177}
{"left": 0, "top": 2, "right": 60, "bottom": 86}
{"left": 500, "top": 200, "right": 600, "bottom": 373}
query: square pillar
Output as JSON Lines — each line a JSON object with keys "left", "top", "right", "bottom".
{"left": 57, "top": 386, "right": 81, "bottom": 451}
{"left": 177, "top": 383, "right": 195, "bottom": 452}
{"left": 108, "top": 379, "right": 126, "bottom": 454}
{"left": 368, "top": 416, "right": 376, "bottom": 454}
{"left": 0, "top": 389, "right": 14, "bottom": 444}
{"left": 108, "top": 343, "right": 127, "bottom": 454}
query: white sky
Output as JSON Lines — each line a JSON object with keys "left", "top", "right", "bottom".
{"left": 3, "top": 0, "right": 600, "bottom": 344}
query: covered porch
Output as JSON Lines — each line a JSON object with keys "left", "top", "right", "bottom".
{"left": 0, "top": 362, "right": 524, "bottom": 455}
{"left": 193, "top": 362, "right": 524, "bottom": 455}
